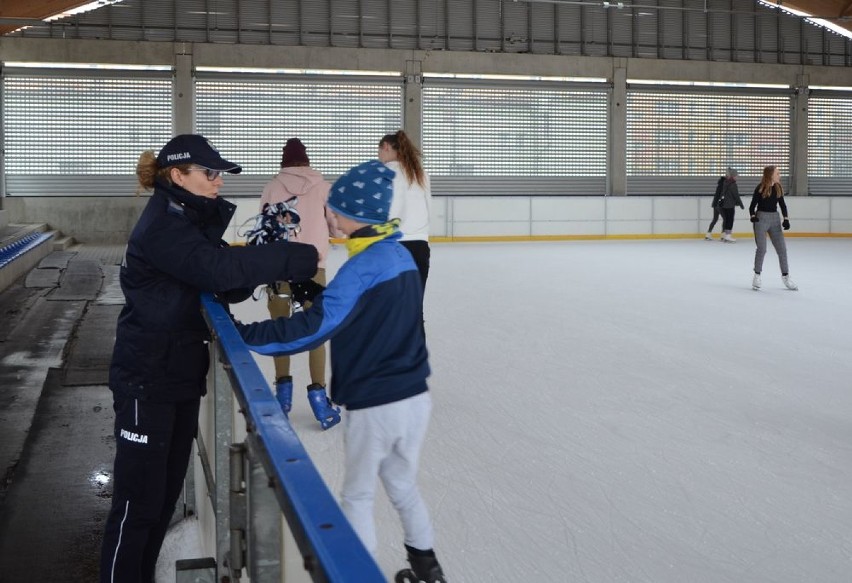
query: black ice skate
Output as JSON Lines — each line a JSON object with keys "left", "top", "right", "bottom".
{"left": 394, "top": 545, "right": 446, "bottom": 583}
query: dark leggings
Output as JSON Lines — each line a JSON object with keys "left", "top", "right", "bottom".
{"left": 401, "top": 240, "right": 430, "bottom": 292}
{"left": 721, "top": 207, "right": 736, "bottom": 231}
{"left": 401, "top": 240, "right": 430, "bottom": 332}
{"left": 707, "top": 206, "right": 721, "bottom": 231}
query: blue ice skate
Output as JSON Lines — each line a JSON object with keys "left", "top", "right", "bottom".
{"left": 307, "top": 384, "right": 340, "bottom": 430}
{"left": 275, "top": 376, "right": 293, "bottom": 414}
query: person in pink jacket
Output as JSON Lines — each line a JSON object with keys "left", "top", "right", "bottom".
{"left": 260, "top": 138, "right": 341, "bottom": 429}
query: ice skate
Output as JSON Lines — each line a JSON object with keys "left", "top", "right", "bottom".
{"left": 395, "top": 546, "right": 446, "bottom": 583}
{"left": 275, "top": 376, "right": 293, "bottom": 414}
{"left": 752, "top": 273, "right": 761, "bottom": 290}
{"left": 782, "top": 275, "right": 798, "bottom": 291}
{"left": 307, "top": 384, "right": 340, "bottom": 430}
{"left": 721, "top": 233, "right": 736, "bottom": 243}
{"left": 704, "top": 233, "right": 713, "bottom": 241}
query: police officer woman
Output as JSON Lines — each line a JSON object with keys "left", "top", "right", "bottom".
{"left": 100, "top": 134, "right": 318, "bottom": 583}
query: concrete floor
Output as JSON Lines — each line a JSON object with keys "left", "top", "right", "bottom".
{"left": 0, "top": 246, "right": 123, "bottom": 583}
{"left": 0, "top": 371, "right": 113, "bottom": 582}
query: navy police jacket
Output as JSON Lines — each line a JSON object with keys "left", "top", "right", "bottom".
{"left": 237, "top": 231, "right": 429, "bottom": 410}
{"left": 110, "top": 179, "right": 318, "bottom": 402}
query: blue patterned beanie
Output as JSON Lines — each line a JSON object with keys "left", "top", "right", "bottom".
{"left": 328, "top": 160, "right": 395, "bottom": 225}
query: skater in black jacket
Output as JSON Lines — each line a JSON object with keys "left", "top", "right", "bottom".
{"left": 100, "top": 134, "right": 318, "bottom": 583}
{"left": 748, "top": 165, "right": 798, "bottom": 291}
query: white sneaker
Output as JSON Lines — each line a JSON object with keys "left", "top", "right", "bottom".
{"left": 782, "top": 275, "right": 798, "bottom": 291}
{"left": 705, "top": 233, "right": 713, "bottom": 240}
{"left": 752, "top": 273, "right": 761, "bottom": 290}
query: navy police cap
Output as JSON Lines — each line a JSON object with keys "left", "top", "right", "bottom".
{"left": 157, "top": 134, "right": 242, "bottom": 174}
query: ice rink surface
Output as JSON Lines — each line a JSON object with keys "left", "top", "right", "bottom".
{"left": 226, "top": 237, "right": 852, "bottom": 583}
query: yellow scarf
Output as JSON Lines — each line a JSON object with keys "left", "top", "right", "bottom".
{"left": 345, "top": 219, "right": 401, "bottom": 257}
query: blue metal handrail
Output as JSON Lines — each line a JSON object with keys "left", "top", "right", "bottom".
{"left": 201, "top": 293, "right": 385, "bottom": 582}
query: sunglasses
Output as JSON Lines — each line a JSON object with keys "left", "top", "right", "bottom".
{"left": 190, "top": 166, "right": 222, "bottom": 181}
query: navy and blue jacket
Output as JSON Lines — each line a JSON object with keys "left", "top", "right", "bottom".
{"left": 110, "top": 179, "right": 318, "bottom": 403}
{"left": 237, "top": 231, "right": 430, "bottom": 410}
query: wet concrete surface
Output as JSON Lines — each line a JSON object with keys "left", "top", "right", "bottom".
{"left": 63, "top": 303, "right": 122, "bottom": 386}
{"left": 37, "top": 251, "right": 75, "bottom": 270}
{"left": 0, "top": 369, "right": 113, "bottom": 583}
{"left": 24, "top": 267, "right": 61, "bottom": 288}
{"left": 0, "top": 297, "right": 86, "bottom": 499}
{"left": 0, "top": 281, "right": 49, "bottom": 343}
{"left": 48, "top": 259, "right": 103, "bottom": 301}
{"left": 0, "top": 246, "right": 124, "bottom": 582}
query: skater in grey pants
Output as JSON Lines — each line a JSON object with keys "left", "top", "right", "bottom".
{"left": 748, "top": 165, "right": 798, "bottom": 291}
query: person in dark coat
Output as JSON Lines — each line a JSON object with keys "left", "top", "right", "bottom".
{"left": 100, "top": 134, "right": 318, "bottom": 583}
{"left": 711, "top": 167, "right": 745, "bottom": 243}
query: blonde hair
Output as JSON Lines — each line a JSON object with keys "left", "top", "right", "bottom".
{"left": 135, "top": 150, "right": 190, "bottom": 195}
{"left": 758, "top": 165, "right": 783, "bottom": 199}
{"left": 379, "top": 130, "right": 426, "bottom": 187}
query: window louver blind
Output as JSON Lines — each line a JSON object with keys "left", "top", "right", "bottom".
{"left": 422, "top": 83, "right": 608, "bottom": 176}
{"left": 627, "top": 91, "right": 790, "bottom": 177}
{"left": 3, "top": 72, "right": 172, "bottom": 176}
{"left": 195, "top": 76, "right": 403, "bottom": 177}
{"left": 626, "top": 90, "right": 790, "bottom": 194}
{"left": 808, "top": 96, "right": 852, "bottom": 195}
{"left": 422, "top": 82, "right": 608, "bottom": 195}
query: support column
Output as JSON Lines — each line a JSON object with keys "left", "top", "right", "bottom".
{"left": 609, "top": 64, "right": 627, "bottom": 196}
{"left": 1, "top": 63, "right": 6, "bottom": 205}
{"left": 791, "top": 74, "right": 809, "bottom": 196}
{"left": 174, "top": 46, "right": 195, "bottom": 135}
{"left": 403, "top": 60, "right": 423, "bottom": 149}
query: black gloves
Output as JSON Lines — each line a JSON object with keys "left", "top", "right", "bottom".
{"left": 215, "top": 287, "right": 254, "bottom": 304}
{"left": 782, "top": 219, "right": 790, "bottom": 230}
{"left": 750, "top": 215, "right": 759, "bottom": 223}
{"left": 289, "top": 279, "right": 326, "bottom": 305}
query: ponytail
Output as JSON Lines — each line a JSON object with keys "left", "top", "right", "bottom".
{"left": 380, "top": 130, "right": 426, "bottom": 187}
{"left": 135, "top": 151, "right": 158, "bottom": 195}
{"left": 135, "top": 150, "right": 189, "bottom": 195}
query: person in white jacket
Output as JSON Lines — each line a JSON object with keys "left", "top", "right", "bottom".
{"left": 260, "top": 138, "right": 341, "bottom": 429}
{"left": 378, "top": 130, "right": 432, "bottom": 291}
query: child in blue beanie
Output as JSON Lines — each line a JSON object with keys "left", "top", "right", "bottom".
{"left": 236, "top": 160, "right": 447, "bottom": 582}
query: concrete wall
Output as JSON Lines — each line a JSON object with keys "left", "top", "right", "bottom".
{"left": 4, "top": 196, "right": 148, "bottom": 244}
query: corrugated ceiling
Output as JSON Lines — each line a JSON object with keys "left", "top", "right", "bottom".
{"left": 2, "top": 0, "right": 851, "bottom": 40}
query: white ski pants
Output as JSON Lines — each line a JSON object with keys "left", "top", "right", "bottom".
{"left": 341, "top": 391, "right": 434, "bottom": 554}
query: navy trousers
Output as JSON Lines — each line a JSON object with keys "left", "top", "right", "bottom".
{"left": 100, "top": 396, "right": 200, "bottom": 583}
